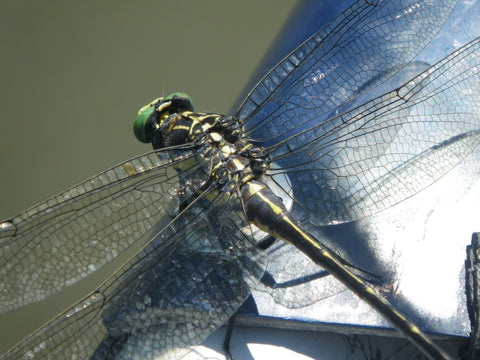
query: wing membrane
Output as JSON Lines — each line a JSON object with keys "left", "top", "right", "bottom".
{"left": 268, "top": 37, "right": 480, "bottom": 224}
{"left": 2, "top": 181, "right": 266, "bottom": 359}
{"left": 239, "top": 0, "right": 457, "bottom": 143}
{"left": 0, "top": 146, "right": 210, "bottom": 313}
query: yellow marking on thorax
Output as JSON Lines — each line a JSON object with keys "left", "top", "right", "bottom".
{"left": 209, "top": 132, "right": 223, "bottom": 143}
{"left": 171, "top": 125, "right": 191, "bottom": 132}
{"left": 237, "top": 143, "right": 253, "bottom": 152}
{"left": 230, "top": 157, "right": 244, "bottom": 168}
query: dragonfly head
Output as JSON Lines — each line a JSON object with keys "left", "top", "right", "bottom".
{"left": 134, "top": 92, "right": 194, "bottom": 143}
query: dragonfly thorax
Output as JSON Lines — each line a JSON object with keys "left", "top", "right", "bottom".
{"left": 136, "top": 94, "right": 270, "bottom": 187}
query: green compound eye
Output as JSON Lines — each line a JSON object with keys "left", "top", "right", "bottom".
{"left": 134, "top": 98, "right": 162, "bottom": 143}
{"left": 134, "top": 93, "right": 193, "bottom": 144}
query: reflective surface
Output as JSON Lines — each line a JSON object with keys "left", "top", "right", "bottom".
{"left": 251, "top": 0, "right": 480, "bottom": 342}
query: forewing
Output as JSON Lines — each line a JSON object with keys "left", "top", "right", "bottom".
{"left": 238, "top": 0, "right": 457, "bottom": 144}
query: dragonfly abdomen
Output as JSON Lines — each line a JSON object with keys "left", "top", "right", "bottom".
{"left": 239, "top": 178, "right": 453, "bottom": 360}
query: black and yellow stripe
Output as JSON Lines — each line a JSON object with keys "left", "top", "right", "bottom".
{"left": 240, "top": 179, "right": 453, "bottom": 360}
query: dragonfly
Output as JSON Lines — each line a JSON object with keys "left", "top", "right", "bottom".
{"left": 1, "top": 0, "right": 480, "bottom": 359}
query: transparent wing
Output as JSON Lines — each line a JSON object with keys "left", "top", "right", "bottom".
{"left": 1, "top": 176, "right": 266, "bottom": 360}
{"left": 268, "top": 36, "right": 480, "bottom": 225}
{"left": 0, "top": 146, "right": 211, "bottom": 313}
{"left": 238, "top": 0, "right": 457, "bottom": 143}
